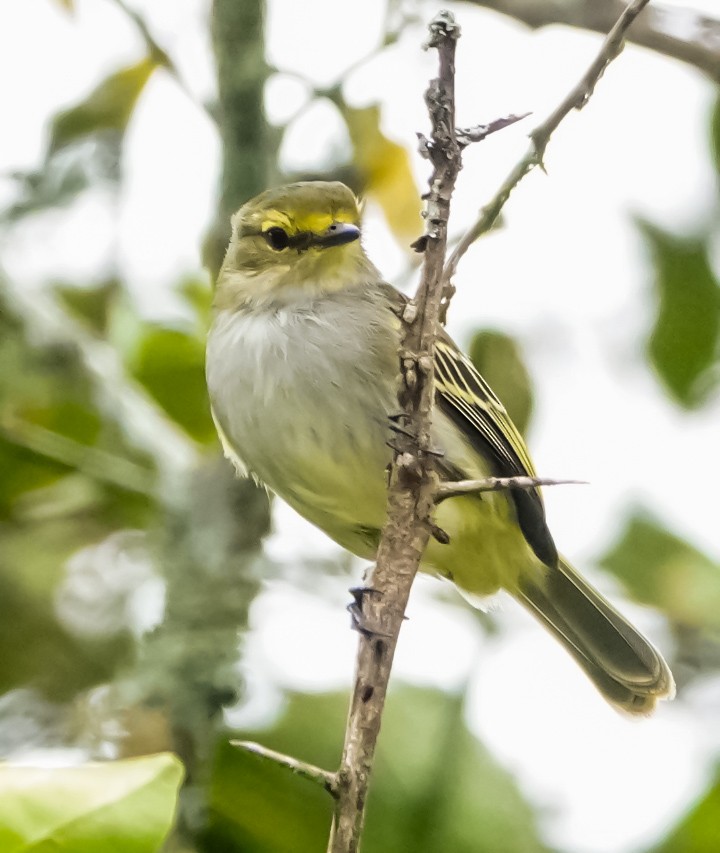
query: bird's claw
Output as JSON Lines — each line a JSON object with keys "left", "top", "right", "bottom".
{"left": 347, "top": 586, "right": 391, "bottom": 638}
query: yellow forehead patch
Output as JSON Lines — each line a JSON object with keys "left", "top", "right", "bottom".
{"left": 259, "top": 210, "right": 292, "bottom": 232}
{"left": 260, "top": 210, "right": 356, "bottom": 235}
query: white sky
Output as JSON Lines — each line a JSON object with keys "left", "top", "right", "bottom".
{"left": 2, "top": 1, "right": 720, "bottom": 851}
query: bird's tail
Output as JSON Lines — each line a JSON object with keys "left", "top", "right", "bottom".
{"left": 516, "top": 558, "right": 675, "bottom": 714}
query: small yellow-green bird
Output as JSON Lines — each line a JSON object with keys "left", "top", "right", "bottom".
{"left": 206, "top": 180, "right": 674, "bottom": 714}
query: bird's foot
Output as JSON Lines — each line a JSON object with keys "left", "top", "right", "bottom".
{"left": 347, "top": 586, "right": 391, "bottom": 638}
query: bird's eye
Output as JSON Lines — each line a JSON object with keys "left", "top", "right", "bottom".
{"left": 263, "top": 227, "right": 290, "bottom": 251}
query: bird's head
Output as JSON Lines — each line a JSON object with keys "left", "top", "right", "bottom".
{"left": 216, "top": 181, "right": 378, "bottom": 310}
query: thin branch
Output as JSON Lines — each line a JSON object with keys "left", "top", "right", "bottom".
{"left": 463, "top": 0, "right": 720, "bottom": 83}
{"left": 443, "top": 0, "right": 651, "bottom": 285}
{"left": 232, "top": 741, "right": 337, "bottom": 794}
{"left": 435, "top": 475, "right": 586, "bottom": 502}
{"left": 327, "top": 11, "right": 464, "bottom": 853}
{"left": 455, "top": 111, "right": 531, "bottom": 146}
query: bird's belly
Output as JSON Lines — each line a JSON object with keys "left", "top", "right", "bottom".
{"left": 209, "top": 336, "right": 397, "bottom": 555}
{"left": 207, "top": 306, "right": 541, "bottom": 595}
{"left": 258, "top": 405, "right": 393, "bottom": 557}
{"left": 245, "top": 401, "right": 539, "bottom": 596}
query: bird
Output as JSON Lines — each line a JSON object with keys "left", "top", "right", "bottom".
{"left": 206, "top": 180, "right": 674, "bottom": 714}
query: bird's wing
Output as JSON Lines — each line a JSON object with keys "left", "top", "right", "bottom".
{"left": 433, "top": 334, "right": 535, "bottom": 478}
{"left": 381, "top": 283, "right": 557, "bottom": 568}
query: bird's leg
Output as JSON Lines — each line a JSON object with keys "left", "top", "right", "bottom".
{"left": 387, "top": 414, "right": 445, "bottom": 459}
{"left": 388, "top": 420, "right": 416, "bottom": 440}
{"left": 429, "top": 522, "right": 450, "bottom": 544}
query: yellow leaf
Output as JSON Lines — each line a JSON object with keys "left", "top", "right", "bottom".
{"left": 342, "top": 103, "right": 422, "bottom": 245}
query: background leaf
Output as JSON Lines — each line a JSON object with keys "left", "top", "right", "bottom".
{"left": 342, "top": 103, "right": 423, "bottom": 244}
{"left": 49, "top": 58, "right": 158, "bottom": 156}
{"left": 637, "top": 219, "right": 720, "bottom": 408}
{"left": 127, "top": 325, "right": 215, "bottom": 444}
{"left": 0, "top": 753, "right": 183, "bottom": 853}
{"left": 650, "top": 768, "right": 720, "bottom": 853}
{"left": 599, "top": 511, "right": 720, "bottom": 632}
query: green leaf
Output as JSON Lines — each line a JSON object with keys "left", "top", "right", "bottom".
{"left": 638, "top": 220, "right": 720, "bottom": 408}
{"left": 49, "top": 58, "right": 158, "bottom": 155}
{"left": 0, "top": 754, "right": 183, "bottom": 853}
{"left": 178, "top": 276, "right": 213, "bottom": 331}
{"left": 2, "top": 163, "right": 89, "bottom": 222}
{"left": 599, "top": 511, "right": 720, "bottom": 630}
{"left": 0, "top": 287, "right": 155, "bottom": 697}
{"left": 55, "top": 279, "right": 122, "bottom": 335}
{"left": 468, "top": 329, "right": 534, "bottom": 436}
{"left": 4, "top": 55, "right": 158, "bottom": 220}
{"left": 127, "top": 326, "right": 215, "bottom": 444}
{"left": 651, "top": 768, "right": 720, "bottom": 852}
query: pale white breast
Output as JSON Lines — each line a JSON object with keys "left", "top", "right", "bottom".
{"left": 206, "top": 285, "right": 401, "bottom": 548}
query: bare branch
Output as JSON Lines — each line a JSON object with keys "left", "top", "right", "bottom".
{"left": 443, "top": 0, "right": 651, "bottom": 284}
{"left": 436, "top": 475, "right": 587, "bottom": 502}
{"left": 232, "top": 741, "right": 337, "bottom": 794}
{"left": 464, "top": 0, "right": 720, "bottom": 83}
{"left": 327, "top": 11, "right": 464, "bottom": 853}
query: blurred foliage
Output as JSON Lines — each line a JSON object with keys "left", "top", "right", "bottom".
{"left": 56, "top": 276, "right": 215, "bottom": 446}
{"left": 49, "top": 58, "right": 158, "bottom": 158}
{"left": 0, "top": 287, "right": 154, "bottom": 698}
{"left": 56, "top": 278, "right": 123, "bottom": 336}
{"left": 600, "top": 512, "right": 720, "bottom": 633}
{"left": 127, "top": 326, "right": 214, "bottom": 444}
{"left": 652, "top": 766, "right": 720, "bottom": 853}
{"left": 4, "top": 53, "right": 159, "bottom": 223}
{"left": 638, "top": 220, "right": 720, "bottom": 408}
{"left": 599, "top": 511, "right": 720, "bottom": 689}
{"left": 207, "top": 688, "right": 546, "bottom": 853}
{"left": 0, "top": 753, "right": 182, "bottom": 853}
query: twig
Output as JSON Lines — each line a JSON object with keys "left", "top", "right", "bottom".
{"left": 435, "top": 475, "right": 586, "bottom": 502}
{"left": 456, "top": 111, "right": 531, "bottom": 146}
{"left": 464, "top": 0, "right": 720, "bottom": 84}
{"left": 443, "top": 0, "right": 652, "bottom": 285}
{"left": 326, "top": 11, "right": 463, "bottom": 853}
{"left": 232, "top": 741, "right": 336, "bottom": 794}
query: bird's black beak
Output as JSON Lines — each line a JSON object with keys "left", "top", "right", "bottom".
{"left": 313, "top": 222, "right": 361, "bottom": 248}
